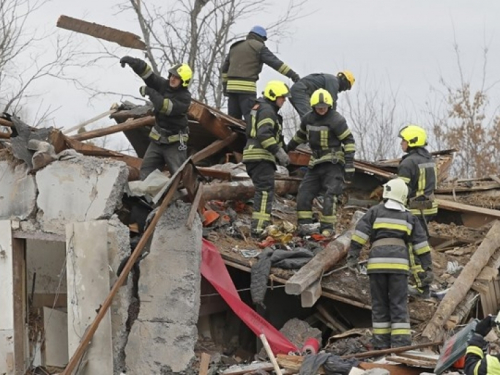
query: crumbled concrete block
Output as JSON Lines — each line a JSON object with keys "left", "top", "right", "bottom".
{"left": 0, "top": 161, "right": 36, "bottom": 220}
{"left": 36, "top": 156, "right": 128, "bottom": 234}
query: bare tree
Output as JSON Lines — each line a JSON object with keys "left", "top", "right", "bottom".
{"left": 343, "top": 73, "right": 408, "bottom": 161}
{"left": 425, "top": 41, "right": 500, "bottom": 178}
{"left": 117, "top": 0, "right": 307, "bottom": 109}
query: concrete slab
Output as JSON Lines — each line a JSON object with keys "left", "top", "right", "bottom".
{"left": 42, "top": 307, "right": 68, "bottom": 368}
{"left": 66, "top": 221, "right": 113, "bottom": 375}
{"left": 27, "top": 239, "right": 66, "bottom": 295}
{"left": 36, "top": 156, "right": 128, "bottom": 234}
{"left": 0, "top": 330, "right": 14, "bottom": 375}
{"left": 0, "top": 221, "right": 13, "bottom": 330}
{"left": 125, "top": 201, "right": 202, "bottom": 374}
{"left": 0, "top": 162, "right": 36, "bottom": 220}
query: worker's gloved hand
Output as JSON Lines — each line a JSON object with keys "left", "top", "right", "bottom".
{"left": 290, "top": 73, "right": 300, "bottom": 83}
{"left": 344, "top": 164, "right": 355, "bottom": 184}
{"left": 475, "top": 315, "right": 495, "bottom": 337}
{"left": 139, "top": 86, "right": 151, "bottom": 97}
{"left": 346, "top": 255, "right": 358, "bottom": 272}
{"left": 286, "top": 139, "right": 298, "bottom": 153}
{"left": 120, "top": 56, "right": 146, "bottom": 74}
{"left": 275, "top": 148, "right": 290, "bottom": 167}
{"left": 422, "top": 269, "right": 434, "bottom": 286}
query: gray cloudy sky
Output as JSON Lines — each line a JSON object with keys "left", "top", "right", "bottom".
{"left": 29, "top": 0, "right": 500, "bottom": 135}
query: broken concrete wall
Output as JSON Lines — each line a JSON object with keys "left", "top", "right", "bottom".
{"left": 0, "top": 220, "right": 14, "bottom": 375}
{"left": 26, "top": 240, "right": 66, "bottom": 296}
{"left": 66, "top": 221, "right": 113, "bottom": 375}
{"left": 125, "top": 201, "right": 202, "bottom": 374}
{"left": 36, "top": 155, "right": 128, "bottom": 234}
{"left": 0, "top": 161, "right": 36, "bottom": 220}
{"left": 106, "top": 216, "right": 133, "bottom": 374}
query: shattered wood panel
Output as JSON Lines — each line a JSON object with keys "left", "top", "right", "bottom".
{"left": 56, "top": 15, "right": 146, "bottom": 50}
{"left": 188, "top": 100, "right": 235, "bottom": 139}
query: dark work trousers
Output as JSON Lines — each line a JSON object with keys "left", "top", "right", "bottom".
{"left": 370, "top": 272, "right": 411, "bottom": 349}
{"left": 289, "top": 81, "right": 311, "bottom": 119}
{"left": 410, "top": 214, "right": 434, "bottom": 295}
{"left": 227, "top": 92, "right": 257, "bottom": 123}
{"left": 296, "top": 163, "right": 344, "bottom": 232}
{"left": 245, "top": 161, "right": 275, "bottom": 234}
{"left": 140, "top": 141, "right": 187, "bottom": 180}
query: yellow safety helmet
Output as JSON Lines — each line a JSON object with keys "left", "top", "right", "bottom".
{"left": 399, "top": 125, "right": 427, "bottom": 147}
{"left": 168, "top": 63, "right": 193, "bottom": 87}
{"left": 382, "top": 178, "right": 408, "bottom": 205}
{"left": 263, "top": 80, "right": 290, "bottom": 101}
{"left": 338, "top": 70, "right": 355, "bottom": 89}
{"left": 310, "top": 88, "right": 333, "bottom": 108}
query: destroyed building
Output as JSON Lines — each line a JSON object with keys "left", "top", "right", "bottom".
{"left": 2, "top": 100, "right": 500, "bottom": 375}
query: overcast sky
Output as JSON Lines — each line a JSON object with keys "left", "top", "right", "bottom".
{"left": 25, "top": 0, "right": 500, "bottom": 140}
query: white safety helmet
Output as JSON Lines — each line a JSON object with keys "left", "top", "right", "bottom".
{"left": 382, "top": 178, "right": 408, "bottom": 205}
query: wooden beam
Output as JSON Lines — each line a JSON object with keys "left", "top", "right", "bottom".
{"left": 56, "top": 15, "right": 147, "bottom": 50}
{"left": 63, "top": 108, "right": 119, "bottom": 135}
{"left": 199, "top": 353, "right": 211, "bottom": 375}
{"left": 436, "top": 198, "right": 500, "bottom": 220}
{"left": 192, "top": 132, "right": 238, "bottom": 163}
{"left": 62, "top": 172, "right": 182, "bottom": 374}
{"left": 71, "top": 116, "right": 155, "bottom": 141}
{"left": 422, "top": 221, "right": 500, "bottom": 342}
{"left": 12, "top": 238, "right": 26, "bottom": 374}
{"left": 301, "top": 279, "right": 322, "bottom": 308}
{"left": 316, "top": 303, "right": 348, "bottom": 332}
{"left": 285, "top": 211, "right": 365, "bottom": 295}
{"left": 186, "top": 184, "right": 204, "bottom": 230}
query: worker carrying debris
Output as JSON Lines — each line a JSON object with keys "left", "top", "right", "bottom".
{"left": 346, "top": 178, "right": 433, "bottom": 349}
{"left": 120, "top": 56, "right": 192, "bottom": 180}
{"left": 287, "top": 88, "right": 355, "bottom": 237}
{"left": 397, "top": 124, "right": 437, "bottom": 298}
{"left": 242, "top": 80, "right": 291, "bottom": 237}
{"left": 465, "top": 314, "right": 500, "bottom": 374}
{"left": 221, "top": 25, "right": 300, "bottom": 122}
{"left": 289, "top": 70, "right": 355, "bottom": 118}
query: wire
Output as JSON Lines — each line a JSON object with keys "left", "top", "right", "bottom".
{"left": 200, "top": 284, "right": 286, "bottom": 298}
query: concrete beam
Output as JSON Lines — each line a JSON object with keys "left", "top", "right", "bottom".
{"left": 0, "top": 162, "right": 36, "bottom": 220}
{"left": 0, "top": 220, "right": 14, "bottom": 374}
{"left": 66, "top": 221, "right": 113, "bottom": 375}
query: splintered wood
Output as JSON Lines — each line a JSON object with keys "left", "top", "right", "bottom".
{"left": 57, "top": 15, "right": 147, "bottom": 50}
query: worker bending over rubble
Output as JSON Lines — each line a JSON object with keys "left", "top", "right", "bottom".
{"left": 397, "top": 125, "right": 437, "bottom": 298}
{"left": 287, "top": 88, "right": 355, "bottom": 237}
{"left": 346, "top": 178, "right": 433, "bottom": 349}
{"left": 242, "top": 80, "right": 291, "bottom": 237}
{"left": 289, "top": 70, "right": 355, "bottom": 118}
{"left": 120, "top": 56, "right": 192, "bottom": 180}
{"left": 221, "top": 25, "right": 300, "bottom": 122}
{"left": 465, "top": 314, "right": 500, "bottom": 375}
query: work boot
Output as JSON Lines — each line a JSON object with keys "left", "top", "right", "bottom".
{"left": 298, "top": 223, "right": 320, "bottom": 237}
{"left": 408, "top": 285, "right": 431, "bottom": 299}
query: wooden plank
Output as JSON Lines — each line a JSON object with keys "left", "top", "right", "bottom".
{"left": 186, "top": 184, "right": 204, "bottom": 230}
{"left": 285, "top": 211, "right": 364, "bottom": 295}
{"left": 197, "top": 168, "right": 232, "bottom": 181}
{"left": 63, "top": 108, "right": 119, "bottom": 135}
{"left": 220, "top": 362, "right": 274, "bottom": 375}
{"left": 62, "top": 172, "right": 183, "bottom": 374}
{"left": 316, "top": 303, "right": 348, "bottom": 332}
{"left": 56, "top": 15, "right": 146, "bottom": 50}
{"left": 71, "top": 116, "right": 154, "bottom": 141}
{"left": 12, "top": 238, "right": 26, "bottom": 374}
{"left": 188, "top": 101, "right": 235, "bottom": 139}
{"left": 301, "top": 279, "right": 322, "bottom": 308}
{"left": 423, "top": 221, "right": 500, "bottom": 342}
{"left": 199, "top": 352, "right": 211, "bottom": 375}
{"left": 192, "top": 132, "right": 238, "bottom": 163}
{"left": 436, "top": 198, "right": 500, "bottom": 220}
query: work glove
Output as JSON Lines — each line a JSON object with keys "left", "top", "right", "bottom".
{"left": 346, "top": 255, "right": 359, "bottom": 272}
{"left": 287, "top": 139, "right": 299, "bottom": 153}
{"left": 475, "top": 315, "right": 495, "bottom": 337}
{"left": 139, "top": 86, "right": 151, "bottom": 97}
{"left": 344, "top": 164, "right": 355, "bottom": 184}
{"left": 120, "top": 56, "right": 146, "bottom": 75}
{"left": 275, "top": 148, "right": 290, "bottom": 167}
{"left": 421, "top": 269, "right": 434, "bottom": 286}
{"left": 290, "top": 72, "right": 300, "bottom": 83}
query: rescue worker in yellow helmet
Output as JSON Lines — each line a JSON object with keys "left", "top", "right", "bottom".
{"left": 221, "top": 26, "right": 300, "bottom": 122}
{"left": 289, "top": 71, "right": 355, "bottom": 118}
{"left": 397, "top": 124, "right": 436, "bottom": 298}
{"left": 465, "top": 314, "right": 500, "bottom": 375}
{"left": 242, "top": 80, "right": 291, "bottom": 237}
{"left": 287, "top": 89, "right": 355, "bottom": 237}
{"left": 121, "top": 56, "right": 192, "bottom": 179}
{"left": 346, "top": 178, "right": 432, "bottom": 349}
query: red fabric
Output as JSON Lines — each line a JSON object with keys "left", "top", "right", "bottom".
{"left": 201, "top": 239, "right": 298, "bottom": 355}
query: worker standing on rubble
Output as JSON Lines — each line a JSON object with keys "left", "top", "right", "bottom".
{"left": 120, "top": 56, "right": 192, "bottom": 180}
{"left": 287, "top": 89, "right": 355, "bottom": 237}
{"left": 346, "top": 178, "right": 433, "bottom": 349}
{"left": 397, "top": 125, "right": 437, "bottom": 298}
{"left": 242, "top": 80, "right": 291, "bottom": 237}
{"left": 289, "top": 71, "right": 355, "bottom": 118}
{"left": 221, "top": 25, "right": 300, "bottom": 122}
{"left": 465, "top": 314, "right": 500, "bottom": 374}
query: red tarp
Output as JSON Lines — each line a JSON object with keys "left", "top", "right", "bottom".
{"left": 200, "top": 239, "right": 298, "bottom": 354}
